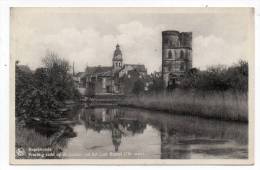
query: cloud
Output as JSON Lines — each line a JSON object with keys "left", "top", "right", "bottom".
{"left": 13, "top": 21, "right": 164, "bottom": 73}
{"left": 115, "top": 21, "right": 164, "bottom": 72}
{"left": 193, "top": 35, "right": 249, "bottom": 70}
{"left": 12, "top": 20, "right": 250, "bottom": 74}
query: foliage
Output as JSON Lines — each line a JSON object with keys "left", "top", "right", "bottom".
{"left": 15, "top": 52, "right": 80, "bottom": 123}
{"left": 148, "top": 72, "right": 164, "bottom": 93}
{"left": 120, "top": 70, "right": 146, "bottom": 95}
{"left": 179, "top": 60, "right": 248, "bottom": 92}
{"left": 132, "top": 79, "right": 145, "bottom": 95}
{"left": 41, "top": 52, "right": 79, "bottom": 101}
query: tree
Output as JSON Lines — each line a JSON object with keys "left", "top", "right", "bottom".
{"left": 148, "top": 72, "right": 164, "bottom": 93}
{"left": 132, "top": 79, "right": 145, "bottom": 95}
{"left": 41, "top": 51, "right": 79, "bottom": 101}
{"left": 15, "top": 51, "right": 80, "bottom": 124}
{"left": 225, "top": 60, "right": 248, "bottom": 92}
{"left": 199, "top": 65, "right": 230, "bottom": 91}
{"left": 179, "top": 68, "right": 199, "bottom": 89}
{"left": 178, "top": 61, "right": 248, "bottom": 93}
{"left": 15, "top": 62, "right": 35, "bottom": 119}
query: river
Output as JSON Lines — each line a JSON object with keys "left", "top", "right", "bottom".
{"left": 60, "top": 106, "right": 248, "bottom": 159}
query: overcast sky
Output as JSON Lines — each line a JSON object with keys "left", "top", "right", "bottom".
{"left": 11, "top": 8, "right": 254, "bottom": 73}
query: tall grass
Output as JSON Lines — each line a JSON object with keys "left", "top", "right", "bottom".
{"left": 15, "top": 127, "right": 67, "bottom": 159}
{"left": 16, "top": 127, "right": 52, "bottom": 149}
{"left": 120, "top": 90, "right": 248, "bottom": 122}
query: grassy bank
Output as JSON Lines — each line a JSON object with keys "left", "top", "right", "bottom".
{"left": 15, "top": 127, "right": 67, "bottom": 159}
{"left": 120, "top": 90, "right": 248, "bottom": 122}
{"left": 16, "top": 128, "right": 53, "bottom": 149}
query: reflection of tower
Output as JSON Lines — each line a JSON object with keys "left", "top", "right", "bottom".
{"left": 162, "top": 31, "right": 192, "bottom": 89}
{"left": 102, "top": 108, "right": 106, "bottom": 122}
{"left": 112, "top": 124, "right": 122, "bottom": 152}
{"left": 113, "top": 44, "right": 123, "bottom": 71}
{"left": 160, "top": 124, "right": 191, "bottom": 159}
{"left": 160, "top": 124, "right": 169, "bottom": 159}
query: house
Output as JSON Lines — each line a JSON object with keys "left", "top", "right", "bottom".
{"left": 85, "top": 66, "right": 115, "bottom": 94}
{"left": 118, "top": 64, "right": 147, "bottom": 78}
{"left": 73, "top": 72, "right": 87, "bottom": 88}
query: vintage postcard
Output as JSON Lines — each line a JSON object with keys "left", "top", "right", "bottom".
{"left": 10, "top": 7, "right": 254, "bottom": 165}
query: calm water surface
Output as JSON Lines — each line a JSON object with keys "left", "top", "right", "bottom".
{"left": 61, "top": 107, "right": 248, "bottom": 159}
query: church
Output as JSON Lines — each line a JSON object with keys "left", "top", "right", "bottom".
{"left": 82, "top": 44, "right": 148, "bottom": 96}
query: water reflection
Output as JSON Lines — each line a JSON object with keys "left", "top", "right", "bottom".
{"left": 62, "top": 107, "right": 248, "bottom": 159}
{"left": 81, "top": 108, "right": 146, "bottom": 152}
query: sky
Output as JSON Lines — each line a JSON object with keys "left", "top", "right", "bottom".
{"left": 10, "top": 8, "right": 254, "bottom": 73}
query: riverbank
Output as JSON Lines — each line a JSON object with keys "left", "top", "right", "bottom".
{"left": 15, "top": 127, "right": 62, "bottom": 159}
{"left": 15, "top": 104, "right": 79, "bottom": 159}
{"left": 120, "top": 90, "right": 248, "bottom": 122}
{"left": 15, "top": 124, "right": 77, "bottom": 159}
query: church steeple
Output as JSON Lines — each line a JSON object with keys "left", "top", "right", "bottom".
{"left": 113, "top": 44, "right": 123, "bottom": 71}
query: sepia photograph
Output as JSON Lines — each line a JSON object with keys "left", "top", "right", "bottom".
{"left": 10, "top": 7, "right": 254, "bottom": 164}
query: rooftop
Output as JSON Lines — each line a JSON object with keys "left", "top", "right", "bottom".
{"left": 85, "top": 66, "right": 112, "bottom": 75}
{"left": 124, "top": 64, "right": 147, "bottom": 73}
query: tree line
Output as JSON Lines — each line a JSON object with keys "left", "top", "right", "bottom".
{"left": 148, "top": 60, "right": 248, "bottom": 93}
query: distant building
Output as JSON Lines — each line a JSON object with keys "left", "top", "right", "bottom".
{"left": 162, "top": 30, "right": 192, "bottom": 89}
{"left": 83, "top": 44, "right": 148, "bottom": 95}
{"left": 73, "top": 72, "right": 86, "bottom": 88}
{"left": 118, "top": 64, "right": 147, "bottom": 78}
{"left": 85, "top": 66, "right": 115, "bottom": 94}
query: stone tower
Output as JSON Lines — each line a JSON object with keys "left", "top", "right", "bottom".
{"left": 162, "top": 31, "right": 192, "bottom": 89}
{"left": 113, "top": 44, "right": 123, "bottom": 71}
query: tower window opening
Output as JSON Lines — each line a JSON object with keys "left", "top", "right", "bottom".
{"left": 180, "top": 50, "right": 184, "bottom": 59}
{"left": 180, "top": 63, "right": 185, "bottom": 71}
{"left": 185, "top": 51, "right": 189, "bottom": 60}
{"left": 115, "top": 62, "right": 118, "bottom": 67}
{"left": 168, "top": 50, "right": 172, "bottom": 59}
{"left": 168, "top": 65, "right": 172, "bottom": 72}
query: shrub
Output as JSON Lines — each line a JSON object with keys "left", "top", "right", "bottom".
{"left": 179, "top": 60, "right": 248, "bottom": 93}
{"left": 15, "top": 51, "right": 80, "bottom": 123}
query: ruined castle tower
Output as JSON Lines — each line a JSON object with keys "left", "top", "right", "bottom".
{"left": 162, "top": 31, "right": 192, "bottom": 89}
{"left": 113, "top": 44, "right": 123, "bottom": 71}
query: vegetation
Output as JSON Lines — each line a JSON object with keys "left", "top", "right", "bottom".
{"left": 15, "top": 52, "right": 81, "bottom": 157}
{"left": 132, "top": 79, "right": 145, "bottom": 95}
{"left": 16, "top": 127, "right": 54, "bottom": 149}
{"left": 121, "top": 90, "right": 248, "bottom": 122}
{"left": 178, "top": 60, "right": 248, "bottom": 92}
{"left": 15, "top": 51, "right": 80, "bottom": 123}
{"left": 15, "top": 127, "right": 67, "bottom": 159}
{"left": 122, "top": 61, "right": 248, "bottom": 122}
{"left": 148, "top": 72, "right": 164, "bottom": 93}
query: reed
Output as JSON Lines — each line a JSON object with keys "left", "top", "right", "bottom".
{"left": 15, "top": 127, "right": 67, "bottom": 159}
{"left": 121, "top": 90, "right": 248, "bottom": 122}
{"left": 16, "top": 127, "right": 52, "bottom": 148}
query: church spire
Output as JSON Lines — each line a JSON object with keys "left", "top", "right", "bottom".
{"left": 113, "top": 44, "right": 123, "bottom": 71}
{"left": 113, "top": 44, "right": 122, "bottom": 60}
